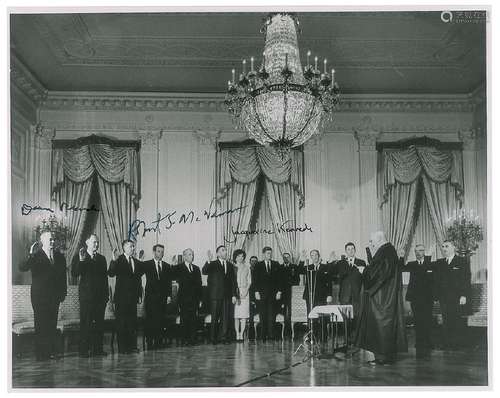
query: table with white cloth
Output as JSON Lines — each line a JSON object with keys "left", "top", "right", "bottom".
{"left": 308, "top": 305, "right": 354, "bottom": 352}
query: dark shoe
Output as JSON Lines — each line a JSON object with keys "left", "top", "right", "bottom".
{"left": 79, "top": 352, "right": 91, "bottom": 358}
{"left": 93, "top": 351, "right": 108, "bottom": 357}
{"left": 211, "top": 340, "right": 218, "bottom": 345}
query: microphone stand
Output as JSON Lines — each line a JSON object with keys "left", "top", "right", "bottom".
{"left": 293, "top": 261, "right": 321, "bottom": 361}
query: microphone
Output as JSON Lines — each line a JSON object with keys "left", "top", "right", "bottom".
{"left": 365, "top": 247, "right": 373, "bottom": 264}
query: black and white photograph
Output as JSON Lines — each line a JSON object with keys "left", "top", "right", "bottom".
{"left": 7, "top": 4, "right": 490, "bottom": 390}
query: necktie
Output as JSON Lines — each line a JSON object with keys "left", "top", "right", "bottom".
{"left": 156, "top": 262, "right": 161, "bottom": 278}
{"left": 189, "top": 264, "right": 192, "bottom": 273}
{"left": 266, "top": 261, "right": 270, "bottom": 273}
{"left": 223, "top": 261, "right": 226, "bottom": 274}
{"left": 349, "top": 258, "right": 353, "bottom": 267}
{"left": 49, "top": 250, "right": 54, "bottom": 264}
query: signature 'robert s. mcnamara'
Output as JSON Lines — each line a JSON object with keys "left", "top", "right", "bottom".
{"left": 21, "top": 202, "right": 100, "bottom": 216}
{"left": 223, "top": 220, "right": 313, "bottom": 244}
{"left": 128, "top": 198, "right": 247, "bottom": 240}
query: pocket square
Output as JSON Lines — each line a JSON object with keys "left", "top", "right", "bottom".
{"left": 426, "top": 270, "right": 433, "bottom": 273}
{"left": 452, "top": 267, "right": 459, "bottom": 270}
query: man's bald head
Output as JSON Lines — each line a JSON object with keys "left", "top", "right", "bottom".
{"left": 369, "top": 231, "right": 387, "bottom": 254}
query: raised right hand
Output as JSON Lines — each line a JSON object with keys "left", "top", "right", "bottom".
{"left": 299, "top": 249, "right": 307, "bottom": 261}
{"left": 79, "top": 247, "right": 86, "bottom": 260}
{"left": 112, "top": 248, "right": 118, "bottom": 261}
{"left": 29, "top": 241, "right": 38, "bottom": 255}
{"left": 255, "top": 291, "right": 261, "bottom": 301}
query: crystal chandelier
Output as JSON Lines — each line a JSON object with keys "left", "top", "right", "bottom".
{"left": 224, "top": 13, "right": 340, "bottom": 156}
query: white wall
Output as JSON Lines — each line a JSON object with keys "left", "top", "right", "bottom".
{"left": 12, "top": 91, "right": 486, "bottom": 286}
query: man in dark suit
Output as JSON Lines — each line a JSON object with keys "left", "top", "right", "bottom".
{"left": 202, "top": 245, "right": 237, "bottom": 344}
{"left": 20, "top": 231, "right": 67, "bottom": 361}
{"left": 401, "top": 244, "right": 435, "bottom": 359}
{"left": 330, "top": 242, "right": 365, "bottom": 319}
{"left": 299, "top": 249, "right": 334, "bottom": 313}
{"left": 434, "top": 240, "right": 471, "bottom": 350}
{"left": 71, "top": 234, "right": 109, "bottom": 357}
{"left": 280, "top": 252, "right": 300, "bottom": 336}
{"left": 253, "top": 247, "right": 283, "bottom": 341}
{"left": 248, "top": 255, "right": 259, "bottom": 340}
{"left": 174, "top": 248, "right": 202, "bottom": 346}
{"left": 107, "top": 239, "right": 144, "bottom": 354}
{"left": 142, "top": 244, "right": 173, "bottom": 350}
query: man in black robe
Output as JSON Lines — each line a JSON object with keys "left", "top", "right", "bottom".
{"left": 355, "top": 231, "right": 407, "bottom": 365}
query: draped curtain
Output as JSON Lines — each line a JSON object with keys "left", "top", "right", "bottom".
{"left": 53, "top": 178, "right": 94, "bottom": 267}
{"left": 265, "top": 180, "right": 299, "bottom": 256}
{"left": 217, "top": 146, "right": 304, "bottom": 257}
{"left": 221, "top": 181, "right": 258, "bottom": 256}
{"left": 379, "top": 145, "right": 463, "bottom": 256}
{"left": 51, "top": 141, "right": 140, "bottom": 265}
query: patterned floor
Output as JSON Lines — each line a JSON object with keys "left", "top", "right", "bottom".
{"left": 12, "top": 333, "right": 488, "bottom": 388}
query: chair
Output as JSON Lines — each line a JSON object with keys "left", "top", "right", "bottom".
{"left": 12, "top": 285, "right": 38, "bottom": 357}
{"left": 290, "top": 285, "right": 307, "bottom": 340}
{"left": 252, "top": 313, "right": 285, "bottom": 340}
{"left": 58, "top": 286, "right": 80, "bottom": 352}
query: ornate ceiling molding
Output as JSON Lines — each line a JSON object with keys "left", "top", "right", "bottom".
{"left": 31, "top": 14, "right": 472, "bottom": 69}
{"left": 40, "top": 99, "right": 474, "bottom": 135}
{"left": 41, "top": 91, "right": 475, "bottom": 114}
{"left": 11, "top": 55, "right": 48, "bottom": 105}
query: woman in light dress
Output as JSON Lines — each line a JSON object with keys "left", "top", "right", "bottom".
{"left": 233, "top": 249, "right": 252, "bottom": 342}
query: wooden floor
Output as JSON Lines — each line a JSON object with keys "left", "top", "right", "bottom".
{"left": 12, "top": 331, "right": 488, "bottom": 388}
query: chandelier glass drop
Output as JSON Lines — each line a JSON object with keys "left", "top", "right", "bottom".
{"left": 224, "top": 13, "right": 340, "bottom": 156}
